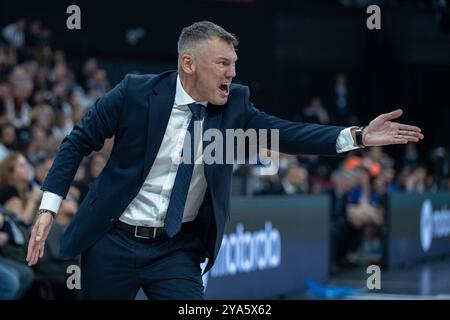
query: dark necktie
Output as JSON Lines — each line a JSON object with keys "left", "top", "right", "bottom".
{"left": 164, "top": 103, "right": 204, "bottom": 237}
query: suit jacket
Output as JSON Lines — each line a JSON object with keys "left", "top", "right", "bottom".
{"left": 43, "top": 71, "right": 345, "bottom": 273}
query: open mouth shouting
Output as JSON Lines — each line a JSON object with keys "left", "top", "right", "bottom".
{"left": 218, "top": 82, "right": 231, "bottom": 97}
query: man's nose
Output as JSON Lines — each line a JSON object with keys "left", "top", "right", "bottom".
{"left": 226, "top": 64, "right": 236, "bottom": 79}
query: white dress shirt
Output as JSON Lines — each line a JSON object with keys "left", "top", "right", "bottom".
{"left": 39, "top": 77, "right": 360, "bottom": 226}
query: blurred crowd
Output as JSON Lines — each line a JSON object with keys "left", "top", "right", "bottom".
{"left": 0, "top": 17, "right": 449, "bottom": 299}
{"left": 0, "top": 18, "right": 112, "bottom": 299}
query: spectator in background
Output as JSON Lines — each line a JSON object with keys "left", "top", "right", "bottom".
{"left": 327, "top": 73, "right": 359, "bottom": 125}
{"left": 376, "top": 162, "right": 399, "bottom": 193}
{"left": 35, "top": 45, "right": 53, "bottom": 68}
{"left": 33, "top": 154, "right": 54, "bottom": 186}
{"left": 429, "top": 147, "right": 449, "bottom": 190}
{"left": 0, "top": 122, "right": 19, "bottom": 162}
{"left": 48, "top": 63, "right": 70, "bottom": 87}
{"left": 347, "top": 169, "right": 383, "bottom": 228}
{"left": 46, "top": 81, "right": 71, "bottom": 114}
{"left": 86, "top": 69, "right": 111, "bottom": 95}
{"left": 0, "top": 261, "right": 19, "bottom": 299}
{"left": 397, "top": 165, "right": 412, "bottom": 191}
{"left": 302, "top": 96, "right": 330, "bottom": 124}
{"left": 0, "top": 210, "right": 35, "bottom": 299}
{"left": 26, "top": 21, "right": 45, "bottom": 49}
{"left": 0, "top": 152, "right": 42, "bottom": 225}
{"left": 297, "top": 154, "right": 320, "bottom": 176}
{"left": 52, "top": 111, "right": 73, "bottom": 143}
{"left": 329, "top": 169, "right": 360, "bottom": 271}
{"left": 0, "top": 254, "right": 35, "bottom": 300}
{"left": 404, "top": 142, "right": 419, "bottom": 167}
{"left": 311, "top": 164, "right": 333, "bottom": 195}
{"left": 2, "top": 19, "right": 26, "bottom": 48}
{"left": 6, "top": 66, "right": 33, "bottom": 129}
{"left": 53, "top": 51, "right": 66, "bottom": 67}
{"left": 281, "top": 165, "right": 310, "bottom": 195}
{"left": 29, "top": 104, "right": 54, "bottom": 132}
{"left": 255, "top": 164, "right": 310, "bottom": 195}
{"left": 405, "top": 165, "right": 428, "bottom": 193}
{"left": 68, "top": 87, "right": 91, "bottom": 111}
{"left": 345, "top": 168, "right": 384, "bottom": 265}
{"left": 366, "top": 146, "right": 387, "bottom": 164}
{"left": 25, "top": 126, "right": 58, "bottom": 165}
{"left": 0, "top": 53, "right": 14, "bottom": 82}
{"left": 70, "top": 100, "right": 87, "bottom": 125}
{"left": 333, "top": 73, "right": 349, "bottom": 119}
{"left": 33, "top": 66, "right": 50, "bottom": 92}
{"left": 78, "top": 57, "right": 99, "bottom": 90}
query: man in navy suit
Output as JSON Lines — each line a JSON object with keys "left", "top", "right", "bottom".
{"left": 26, "top": 21, "right": 423, "bottom": 299}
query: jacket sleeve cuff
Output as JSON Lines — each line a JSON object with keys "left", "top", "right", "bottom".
{"left": 336, "top": 126, "right": 361, "bottom": 153}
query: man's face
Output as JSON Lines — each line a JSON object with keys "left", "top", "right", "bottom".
{"left": 185, "top": 37, "right": 237, "bottom": 106}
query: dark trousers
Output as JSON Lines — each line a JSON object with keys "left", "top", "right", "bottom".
{"left": 80, "top": 225, "right": 204, "bottom": 299}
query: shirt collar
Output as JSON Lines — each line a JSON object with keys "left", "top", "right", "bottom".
{"left": 175, "top": 75, "right": 208, "bottom": 107}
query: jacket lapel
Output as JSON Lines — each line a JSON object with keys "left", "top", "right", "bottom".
{"left": 140, "top": 72, "right": 225, "bottom": 184}
{"left": 141, "top": 72, "right": 177, "bottom": 183}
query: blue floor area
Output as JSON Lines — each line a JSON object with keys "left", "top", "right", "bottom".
{"left": 285, "top": 255, "right": 450, "bottom": 299}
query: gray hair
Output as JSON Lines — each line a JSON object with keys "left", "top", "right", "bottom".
{"left": 177, "top": 21, "right": 238, "bottom": 64}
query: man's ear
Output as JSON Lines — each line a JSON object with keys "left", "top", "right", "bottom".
{"left": 180, "top": 54, "right": 195, "bottom": 74}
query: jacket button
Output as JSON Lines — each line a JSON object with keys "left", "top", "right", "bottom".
{"left": 110, "top": 218, "right": 116, "bottom": 223}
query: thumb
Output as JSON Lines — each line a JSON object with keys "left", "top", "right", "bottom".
{"left": 381, "top": 109, "right": 403, "bottom": 121}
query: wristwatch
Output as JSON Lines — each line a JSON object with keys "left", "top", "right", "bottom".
{"left": 39, "top": 209, "right": 56, "bottom": 218}
{"left": 355, "top": 126, "right": 366, "bottom": 147}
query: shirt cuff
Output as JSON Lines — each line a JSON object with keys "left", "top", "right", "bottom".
{"left": 39, "top": 191, "right": 63, "bottom": 215}
{"left": 336, "top": 126, "right": 361, "bottom": 153}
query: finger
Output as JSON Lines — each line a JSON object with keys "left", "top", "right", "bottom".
{"left": 398, "top": 130, "right": 424, "bottom": 140}
{"left": 26, "top": 225, "right": 38, "bottom": 262}
{"left": 392, "top": 137, "right": 408, "bottom": 145}
{"left": 32, "top": 251, "right": 39, "bottom": 266}
{"left": 407, "top": 133, "right": 421, "bottom": 141}
{"left": 38, "top": 233, "right": 49, "bottom": 259}
{"left": 381, "top": 109, "right": 403, "bottom": 121}
{"left": 404, "top": 136, "right": 420, "bottom": 143}
{"left": 29, "top": 224, "right": 42, "bottom": 265}
{"left": 39, "top": 242, "right": 45, "bottom": 258}
{"left": 33, "top": 246, "right": 41, "bottom": 265}
{"left": 26, "top": 238, "right": 34, "bottom": 262}
{"left": 28, "top": 248, "right": 38, "bottom": 266}
{"left": 29, "top": 250, "right": 36, "bottom": 266}
{"left": 26, "top": 244, "right": 35, "bottom": 265}
{"left": 398, "top": 123, "right": 422, "bottom": 133}
{"left": 27, "top": 240, "right": 36, "bottom": 265}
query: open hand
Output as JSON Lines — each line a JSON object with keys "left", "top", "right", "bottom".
{"left": 363, "top": 109, "right": 424, "bottom": 146}
{"left": 26, "top": 211, "right": 53, "bottom": 266}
